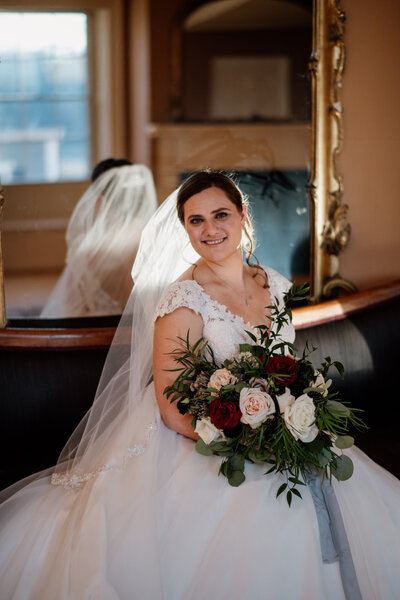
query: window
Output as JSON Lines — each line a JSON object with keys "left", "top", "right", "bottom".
{"left": 0, "top": 12, "right": 91, "bottom": 184}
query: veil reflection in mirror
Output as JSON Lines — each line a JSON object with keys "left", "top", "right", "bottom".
{"left": 40, "top": 162, "right": 157, "bottom": 318}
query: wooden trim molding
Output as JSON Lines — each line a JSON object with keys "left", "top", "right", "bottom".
{"left": 0, "top": 281, "right": 399, "bottom": 350}
{"left": 0, "top": 327, "right": 116, "bottom": 351}
{"left": 293, "top": 280, "right": 400, "bottom": 329}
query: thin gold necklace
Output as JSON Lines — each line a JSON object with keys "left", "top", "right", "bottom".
{"left": 204, "top": 263, "right": 250, "bottom": 307}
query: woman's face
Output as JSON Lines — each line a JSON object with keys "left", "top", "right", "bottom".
{"left": 182, "top": 186, "right": 246, "bottom": 262}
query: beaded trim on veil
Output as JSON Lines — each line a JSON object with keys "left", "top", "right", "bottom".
{"left": 51, "top": 422, "right": 158, "bottom": 489}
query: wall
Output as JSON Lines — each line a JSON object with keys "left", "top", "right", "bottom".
{"left": 182, "top": 27, "right": 311, "bottom": 121}
{"left": 150, "top": 0, "right": 181, "bottom": 122}
{"left": 339, "top": 0, "right": 400, "bottom": 290}
{"left": 2, "top": 181, "right": 87, "bottom": 273}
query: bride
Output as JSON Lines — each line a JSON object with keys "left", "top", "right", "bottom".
{"left": 0, "top": 170, "right": 399, "bottom": 600}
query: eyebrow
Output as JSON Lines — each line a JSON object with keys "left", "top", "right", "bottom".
{"left": 187, "top": 207, "right": 232, "bottom": 219}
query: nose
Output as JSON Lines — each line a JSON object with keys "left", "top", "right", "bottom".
{"left": 203, "top": 218, "right": 220, "bottom": 237}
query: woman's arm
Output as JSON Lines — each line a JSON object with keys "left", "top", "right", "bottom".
{"left": 153, "top": 307, "right": 203, "bottom": 440}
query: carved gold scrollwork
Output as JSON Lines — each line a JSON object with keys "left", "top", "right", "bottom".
{"left": 322, "top": 0, "right": 349, "bottom": 258}
{"left": 309, "top": 0, "right": 356, "bottom": 300}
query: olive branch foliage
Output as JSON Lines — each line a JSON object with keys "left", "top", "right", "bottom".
{"left": 163, "top": 282, "right": 367, "bottom": 506}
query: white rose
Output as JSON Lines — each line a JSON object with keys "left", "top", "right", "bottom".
{"left": 194, "top": 418, "right": 225, "bottom": 444}
{"left": 284, "top": 394, "right": 319, "bottom": 442}
{"left": 239, "top": 388, "right": 276, "bottom": 429}
{"left": 276, "top": 387, "right": 295, "bottom": 413}
{"left": 209, "top": 368, "right": 237, "bottom": 391}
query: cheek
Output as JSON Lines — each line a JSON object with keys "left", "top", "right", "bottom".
{"left": 185, "top": 225, "right": 200, "bottom": 247}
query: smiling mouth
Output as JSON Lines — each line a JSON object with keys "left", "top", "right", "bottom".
{"left": 202, "top": 237, "right": 226, "bottom": 246}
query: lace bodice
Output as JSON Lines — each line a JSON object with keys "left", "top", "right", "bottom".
{"left": 155, "top": 266, "right": 295, "bottom": 364}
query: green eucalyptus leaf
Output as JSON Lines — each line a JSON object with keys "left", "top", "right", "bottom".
{"left": 230, "top": 454, "right": 245, "bottom": 472}
{"left": 228, "top": 470, "right": 246, "bottom": 487}
{"left": 209, "top": 442, "right": 229, "bottom": 452}
{"left": 318, "top": 448, "right": 332, "bottom": 467}
{"left": 248, "top": 448, "right": 271, "bottom": 464}
{"left": 331, "top": 455, "right": 354, "bottom": 481}
{"left": 195, "top": 439, "right": 214, "bottom": 456}
{"left": 326, "top": 400, "right": 350, "bottom": 416}
{"left": 335, "top": 435, "right": 354, "bottom": 449}
{"left": 215, "top": 449, "right": 235, "bottom": 457}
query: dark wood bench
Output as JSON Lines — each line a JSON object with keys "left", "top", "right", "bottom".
{"left": 1, "top": 282, "right": 399, "bottom": 491}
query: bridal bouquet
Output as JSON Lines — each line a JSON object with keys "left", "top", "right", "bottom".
{"left": 164, "top": 283, "right": 367, "bottom": 505}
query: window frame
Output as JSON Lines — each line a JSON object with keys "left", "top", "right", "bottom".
{"left": 0, "top": 0, "right": 128, "bottom": 188}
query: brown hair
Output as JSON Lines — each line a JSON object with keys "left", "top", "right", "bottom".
{"left": 177, "top": 169, "right": 264, "bottom": 278}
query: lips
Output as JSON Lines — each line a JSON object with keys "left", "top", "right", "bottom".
{"left": 202, "top": 237, "right": 226, "bottom": 246}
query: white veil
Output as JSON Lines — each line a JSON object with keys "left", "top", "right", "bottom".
{"left": 40, "top": 164, "right": 157, "bottom": 318}
{"left": 47, "top": 186, "right": 200, "bottom": 487}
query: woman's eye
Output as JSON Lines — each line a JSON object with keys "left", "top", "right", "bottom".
{"left": 189, "top": 217, "right": 203, "bottom": 224}
{"left": 215, "top": 212, "right": 228, "bottom": 219}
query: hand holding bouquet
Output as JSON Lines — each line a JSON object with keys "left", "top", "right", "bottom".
{"left": 164, "top": 283, "right": 367, "bottom": 506}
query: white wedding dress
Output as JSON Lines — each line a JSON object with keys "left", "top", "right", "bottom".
{"left": 1, "top": 268, "right": 399, "bottom": 600}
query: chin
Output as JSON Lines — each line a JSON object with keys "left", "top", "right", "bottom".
{"left": 200, "top": 244, "right": 238, "bottom": 262}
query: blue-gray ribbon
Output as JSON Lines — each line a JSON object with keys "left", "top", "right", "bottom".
{"left": 305, "top": 470, "right": 363, "bottom": 600}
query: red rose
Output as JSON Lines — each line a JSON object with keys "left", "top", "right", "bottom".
{"left": 266, "top": 356, "right": 299, "bottom": 387}
{"left": 209, "top": 398, "right": 241, "bottom": 430}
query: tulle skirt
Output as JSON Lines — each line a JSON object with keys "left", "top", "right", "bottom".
{"left": 1, "top": 388, "right": 399, "bottom": 600}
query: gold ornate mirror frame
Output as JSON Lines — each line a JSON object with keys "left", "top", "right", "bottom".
{"left": 309, "top": 0, "right": 355, "bottom": 301}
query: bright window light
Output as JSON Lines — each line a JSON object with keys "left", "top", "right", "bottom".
{"left": 0, "top": 12, "right": 91, "bottom": 184}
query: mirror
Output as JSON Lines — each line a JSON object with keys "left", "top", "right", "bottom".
{"left": 0, "top": 0, "right": 353, "bottom": 327}
{"left": 154, "top": 0, "right": 313, "bottom": 286}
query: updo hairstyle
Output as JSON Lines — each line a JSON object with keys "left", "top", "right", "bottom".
{"left": 91, "top": 157, "right": 132, "bottom": 182}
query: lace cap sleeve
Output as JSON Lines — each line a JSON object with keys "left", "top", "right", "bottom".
{"left": 154, "top": 280, "right": 207, "bottom": 321}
